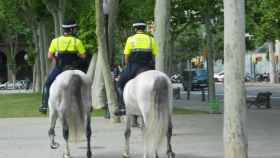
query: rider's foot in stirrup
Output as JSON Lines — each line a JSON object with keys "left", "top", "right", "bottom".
{"left": 114, "top": 108, "right": 126, "bottom": 116}
{"left": 38, "top": 105, "right": 48, "bottom": 114}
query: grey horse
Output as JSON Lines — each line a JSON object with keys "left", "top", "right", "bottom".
{"left": 123, "top": 70, "right": 175, "bottom": 158}
{"left": 48, "top": 70, "right": 92, "bottom": 158}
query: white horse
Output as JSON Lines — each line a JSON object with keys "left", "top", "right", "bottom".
{"left": 48, "top": 70, "right": 92, "bottom": 158}
{"left": 123, "top": 70, "right": 175, "bottom": 158}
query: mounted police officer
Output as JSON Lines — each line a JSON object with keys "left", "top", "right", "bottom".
{"left": 38, "top": 19, "right": 86, "bottom": 113}
{"left": 114, "top": 20, "right": 157, "bottom": 116}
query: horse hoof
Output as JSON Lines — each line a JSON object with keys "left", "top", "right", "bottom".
{"left": 123, "top": 153, "right": 130, "bottom": 158}
{"left": 50, "top": 142, "right": 60, "bottom": 149}
{"left": 167, "top": 152, "right": 175, "bottom": 158}
{"left": 63, "top": 153, "right": 71, "bottom": 158}
{"left": 87, "top": 151, "right": 92, "bottom": 158}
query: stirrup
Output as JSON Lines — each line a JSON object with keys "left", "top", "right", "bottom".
{"left": 114, "top": 109, "right": 126, "bottom": 116}
{"left": 38, "top": 105, "right": 48, "bottom": 114}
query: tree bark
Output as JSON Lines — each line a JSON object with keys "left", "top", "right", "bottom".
{"left": 43, "top": 0, "right": 65, "bottom": 36}
{"left": 38, "top": 22, "right": 47, "bottom": 83}
{"left": 87, "top": 53, "right": 97, "bottom": 81}
{"left": 32, "top": 29, "right": 42, "bottom": 92}
{"left": 92, "top": 52, "right": 106, "bottom": 109}
{"left": 108, "top": 0, "right": 119, "bottom": 66}
{"left": 223, "top": 0, "right": 248, "bottom": 158}
{"left": 6, "top": 42, "right": 16, "bottom": 83}
{"left": 41, "top": 21, "right": 50, "bottom": 73}
{"left": 95, "top": 0, "right": 119, "bottom": 121}
{"left": 155, "top": 0, "right": 171, "bottom": 72}
{"left": 268, "top": 41, "right": 278, "bottom": 83}
{"left": 205, "top": 22, "right": 216, "bottom": 101}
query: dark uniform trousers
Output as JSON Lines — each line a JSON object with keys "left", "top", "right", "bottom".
{"left": 117, "top": 62, "right": 153, "bottom": 109}
{"left": 42, "top": 67, "right": 63, "bottom": 106}
{"left": 42, "top": 54, "right": 81, "bottom": 107}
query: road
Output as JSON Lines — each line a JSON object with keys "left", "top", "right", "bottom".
{"left": 1, "top": 111, "right": 280, "bottom": 158}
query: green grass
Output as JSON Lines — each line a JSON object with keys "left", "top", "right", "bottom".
{"left": 0, "top": 93, "right": 207, "bottom": 118}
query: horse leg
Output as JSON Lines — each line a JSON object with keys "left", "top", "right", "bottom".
{"left": 86, "top": 114, "right": 92, "bottom": 158}
{"left": 166, "top": 119, "right": 175, "bottom": 158}
{"left": 140, "top": 116, "right": 145, "bottom": 132}
{"left": 49, "top": 110, "right": 59, "bottom": 149}
{"left": 155, "top": 151, "right": 159, "bottom": 158}
{"left": 123, "top": 115, "right": 132, "bottom": 158}
{"left": 132, "top": 115, "right": 139, "bottom": 127}
{"left": 62, "top": 119, "right": 70, "bottom": 158}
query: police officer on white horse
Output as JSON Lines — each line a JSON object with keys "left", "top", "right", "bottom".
{"left": 39, "top": 19, "right": 87, "bottom": 113}
{"left": 115, "top": 19, "right": 157, "bottom": 116}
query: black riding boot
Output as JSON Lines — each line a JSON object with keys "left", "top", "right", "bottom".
{"left": 114, "top": 87, "right": 126, "bottom": 116}
{"left": 38, "top": 86, "right": 49, "bottom": 114}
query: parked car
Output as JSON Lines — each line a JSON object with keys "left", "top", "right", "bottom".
{"left": 214, "top": 71, "right": 224, "bottom": 82}
{"left": 0, "top": 83, "right": 6, "bottom": 90}
{"left": 0, "top": 80, "right": 26, "bottom": 90}
{"left": 182, "top": 69, "right": 208, "bottom": 91}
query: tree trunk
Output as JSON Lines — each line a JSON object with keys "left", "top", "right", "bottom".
{"left": 43, "top": 0, "right": 65, "bottom": 36}
{"left": 41, "top": 22, "right": 50, "bottom": 73}
{"left": 205, "top": 23, "right": 216, "bottom": 101}
{"left": 95, "top": 0, "right": 119, "bottom": 122}
{"left": 33, "top": 60, "right": 42, "bottom": 92}
{"left": 32, "top": 29, "right": 42, "bottom": 92}
{"left": 268, "top": 41, "right": 278, "bottom": 83}
{"left": 92, "top": 52, "right": 106, "bottom": 109}
{"left": 87, "top": 53, "right": 97, "bottom": 81}
{"left": 166, "top": 33, "right": 174, "bottom": 75}
{"left": 108, "top": 0, "right": 119, "bottom": 66}
{"left": 37, "top": 24, "right": 47, "bottom": 85}
{"left": 223, "top": 0, "right": 248, "bottom": 157}
{"left": 58, "top": 0, "right": 65, "bottom": 35}
{"left": 154, "top": 0, "right": 171, "bottom": 72}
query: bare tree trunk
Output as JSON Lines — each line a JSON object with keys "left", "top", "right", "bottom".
{"left": 43, "top": 0, "right": 65, "bottom": 36}
{"left": 268, "top": 41, "right": 278, "bottom": 83}
{"left": 205, "top": 23, "right": 216, "bottom": 101}
{"left": 33, "top": 60, "right": 42, "bottom": 92}
{"left": 166, "top": 33, "right": 174, "bottom": 75}
{"left": 32, "top": 29, "right": 42, "bottom": 92}
{"left": 92, "top": 53, "right": 106, "bottom": 109}
{"left": 38, "top": 22, "right": 47, "bottom": 83}
{"left": 58, "top": 0, "right": 65, "bottom": 35}
{"left": 108, "top": 0, "right": 119, "bottom": 67}
{"left": 95, "top": 0, "right": 119, "bottom": 122}
{"left": 87, "top": 53, "right": 97, "bottom": 81}
{"left": 32, "top": 64, "right": 36, "bottom": 92}
{"left": 42, "top": 22, "right": 50, "bottom": 73}
{"left": 224, "top": 0, "right": 248, "bottom": 157}
{"left": 155, "top": 0, "right": 171, "bottom": 72}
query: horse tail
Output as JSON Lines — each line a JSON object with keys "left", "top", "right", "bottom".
{"left": 63, "top": 74, "right": 86, "bottom": 143}
{"left": 144, "top": 75, "right": 171, "bottom": 156}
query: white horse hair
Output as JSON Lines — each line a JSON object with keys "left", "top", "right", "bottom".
{"left": 48, "top": 70, "right": 92, "bottom": 158}
{"left": 123, "top": 70, "right": 175, "bottom": 158}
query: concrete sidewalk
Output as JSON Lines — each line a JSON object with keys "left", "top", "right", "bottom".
{"left": 0, "top": 108, "right": 280, "bottom": 158}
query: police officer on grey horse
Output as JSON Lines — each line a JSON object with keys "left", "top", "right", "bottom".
{"left": 114, "top": 19, "right": 157, "bottom": 116}
{"left": 39, "top": 19, "right": 87, "bottom": 113}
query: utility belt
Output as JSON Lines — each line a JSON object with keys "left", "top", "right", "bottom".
{"left": 128, "top": 50, "right": 154, "bottom": 67}
{"left": 55, "top": 52, "right": 80, "bottom": 70}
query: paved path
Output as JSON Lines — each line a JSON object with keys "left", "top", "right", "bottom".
{"left": 0, "top": 109, "right": 280, "bottom": 158}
